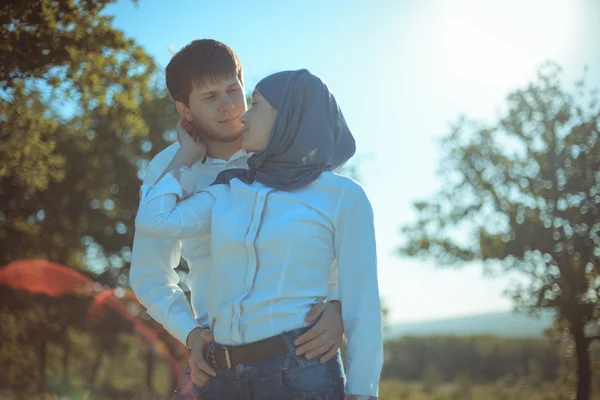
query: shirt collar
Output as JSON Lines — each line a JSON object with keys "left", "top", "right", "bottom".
{"left": 201, "top": 149, "right": 249, "bottom": 165}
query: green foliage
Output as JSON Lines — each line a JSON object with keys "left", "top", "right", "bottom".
{"left": 0, "top": 0, "right": 175, "bottom": 284}
{"left": 2, "top": 0, "right": 138, "bottom": 92}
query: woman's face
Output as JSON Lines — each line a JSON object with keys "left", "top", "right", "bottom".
{"left": 240, "top": 90, "right": 277, "bottom": 153}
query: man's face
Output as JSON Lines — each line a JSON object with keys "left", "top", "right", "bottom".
{"left": 178, "top": 75, "right": 247, "bottom": 144}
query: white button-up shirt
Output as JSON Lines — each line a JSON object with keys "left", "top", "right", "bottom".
{"left": 135, "top": 166, "right": 383, "bottom": 396}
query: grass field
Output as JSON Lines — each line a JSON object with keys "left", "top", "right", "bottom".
{"left": 379, "top": 379, "right": 600, "bottom": 400}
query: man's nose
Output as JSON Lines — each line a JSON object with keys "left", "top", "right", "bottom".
{"left": 219, "top": 94, "right": 235, "bottom": 111}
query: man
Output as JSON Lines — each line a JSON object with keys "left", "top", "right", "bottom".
{"left": 129, "top": 39, "right": 344, "bottom": 396}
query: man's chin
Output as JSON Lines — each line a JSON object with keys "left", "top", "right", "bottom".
{"left": 203, "top": 130, "right": 243, "bottom": 144}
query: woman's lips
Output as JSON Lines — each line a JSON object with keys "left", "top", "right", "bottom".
{"left": 219, "top": 116, "right": 239, "bottom": 123}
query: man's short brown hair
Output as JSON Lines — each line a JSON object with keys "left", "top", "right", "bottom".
{"left": 165, "top": 39, "right": 244, "bottom": 105}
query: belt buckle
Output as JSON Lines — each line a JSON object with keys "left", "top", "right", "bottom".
{"left": 210, "top": 344, "right": 232, "bottom": 370}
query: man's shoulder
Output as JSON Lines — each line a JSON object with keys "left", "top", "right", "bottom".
{"left": 144, "top": 142, "right": 180, "bottom": 184}
{"left": 149, "top": 142, "right": 180, "bottom": 170}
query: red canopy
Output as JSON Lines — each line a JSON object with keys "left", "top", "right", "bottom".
{"left": 0, "top": 259, "right": 95, "bottom": 297}
{"left": 0, "top": 259, "right": 184, "bottom": 378}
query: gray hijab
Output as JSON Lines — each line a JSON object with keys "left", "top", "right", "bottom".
{"left": 212, "top": 69, "right": 356, "bottom": 190}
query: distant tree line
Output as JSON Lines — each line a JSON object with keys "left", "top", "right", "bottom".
{"left": 382, "top": 335, "right": 599, "bottom": 383}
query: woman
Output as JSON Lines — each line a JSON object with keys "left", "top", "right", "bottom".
{"left": 136, "top": 69, "right": 382, "bottom": 400}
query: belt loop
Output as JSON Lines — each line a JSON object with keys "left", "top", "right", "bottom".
{"left": 224, "top": 346, "right": 232, "bottom": 369}
{"left": 281, "top": 328, "right": 309, "bottom": 366}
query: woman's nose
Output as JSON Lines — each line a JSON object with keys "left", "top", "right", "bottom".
{"left": 240, "top": 110, "right": 249, "bottom": 124}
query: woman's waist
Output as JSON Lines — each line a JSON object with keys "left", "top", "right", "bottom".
{"left": 211, "top": 307, "right": 314, "bottom": 346}
{"left": 206, "top": 325, "right": 341, "bottom": 378}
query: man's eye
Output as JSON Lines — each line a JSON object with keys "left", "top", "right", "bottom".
{"left": 228, "top": 88, "right": 240, "bottom": 93}
{"left": 204, "top": 94, "right": 216, "bottom": 100}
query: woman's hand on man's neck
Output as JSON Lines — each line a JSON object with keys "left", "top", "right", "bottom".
{"left": 204, "top": 137, "right": 244, "bottom": 162}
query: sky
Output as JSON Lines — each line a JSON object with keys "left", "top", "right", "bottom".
{"left": 104, "top": 0, "right": 600, "bottom": 324}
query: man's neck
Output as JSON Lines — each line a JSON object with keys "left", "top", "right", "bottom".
{"left": 205, "top": 138, "right": 243, "bottom": 161}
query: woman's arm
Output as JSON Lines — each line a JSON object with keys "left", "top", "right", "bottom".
{"left": 135, "top": 121, "right": 213, "bottom": 238}
{"left": 335, "top": 184, "right": 383, "bottom": 399}
{"left": 135, "top": 159, "right": 216, "bottom": 239}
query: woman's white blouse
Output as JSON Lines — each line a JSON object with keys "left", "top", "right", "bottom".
{"left": 136, "top": 169, "right": 382, "bottom": 396}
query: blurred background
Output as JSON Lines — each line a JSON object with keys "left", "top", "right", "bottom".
{"left": 1, "top": 0, "right": 599, "bottom": 399}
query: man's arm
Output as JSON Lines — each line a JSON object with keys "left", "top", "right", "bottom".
{"left": 131, "top": 133, "right": 217, "bottom": 389}
{"left": 130, "top": 233, "right": 201, "bottom": 345}
{"left": 130, "top": 147, "right": 201, "bottom": 346}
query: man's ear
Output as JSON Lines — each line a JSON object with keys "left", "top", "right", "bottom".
{"left": 175, "top": 101, "right": 193, "bottom": 122}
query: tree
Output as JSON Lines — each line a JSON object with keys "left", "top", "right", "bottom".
{"left": 399, "top": 62, "right": 600, "bottom": 400}
{"left": 1, "top": 0, "right": 138, "bottom": 90}
{"left": 0, "top": 0, "right": 168, "bottom": 283}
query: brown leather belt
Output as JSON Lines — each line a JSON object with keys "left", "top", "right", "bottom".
{"left": 207, "top": 334, "right": 289, "bottom": 370}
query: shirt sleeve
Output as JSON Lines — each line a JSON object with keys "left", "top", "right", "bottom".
{"left": 326, "top": 260, "right": 340, "bottom": 302}
{"left": 130, "top": 159, "right": 203, "bottom": 347}
{"left": 135, "top": 166, "right": 216, "bottom": 239}
{"left": 335, "top": 185, "right": 383, "bottom": 397}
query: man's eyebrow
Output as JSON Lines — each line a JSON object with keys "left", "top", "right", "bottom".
{"left": 197, "top": 82, "right": 239, "bottom": 96}
{"left": 194, "top": 88, "right": 215, "bottom": 97}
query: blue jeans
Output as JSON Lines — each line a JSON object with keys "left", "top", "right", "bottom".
{"left": 174, "top": 327, "right": 346, "bottom": 400}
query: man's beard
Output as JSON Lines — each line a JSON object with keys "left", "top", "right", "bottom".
{"left": 192, "top": 118, "right": 243, "bottom": 143}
